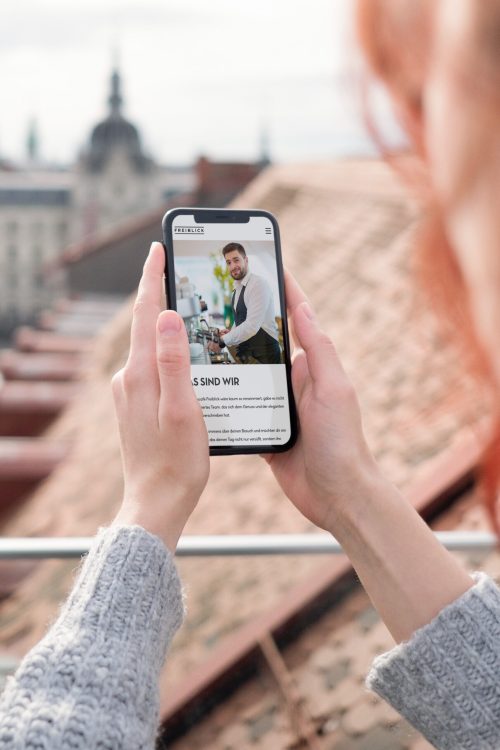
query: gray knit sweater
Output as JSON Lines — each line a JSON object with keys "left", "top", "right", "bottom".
{"left": 0, "top": 525, "right": 184, "bottom": 749}
{"left": 367, "top": 572, "right": 500, "bottom": 749}
{"left": 1, "top": 527, "right": 500, "bottom": 749}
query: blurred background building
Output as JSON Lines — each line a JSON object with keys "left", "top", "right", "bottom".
{"left": 0, "top": 67, "right": 267, "bottom": 337}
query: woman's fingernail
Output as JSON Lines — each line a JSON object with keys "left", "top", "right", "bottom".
{"left": 301, "top": 302, "right": 316, "bottom": 321}
{"left": 158, "top": 312, "right": 181, "bottom": 335}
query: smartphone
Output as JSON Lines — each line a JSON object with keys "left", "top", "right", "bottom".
{"left": 162, "top": 207, "right": 297, "bottom": 456}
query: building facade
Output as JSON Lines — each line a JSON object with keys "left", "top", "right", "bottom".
{"left": 0, "top": 172, "right": 73, "bottom": 336}
{"left": 0, "top": 69, "right": 194, "bottom": 336}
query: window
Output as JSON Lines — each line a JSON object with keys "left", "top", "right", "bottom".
{"left": 6, "top": 305, "right": 17, "bottom": 324}
{"left": 6, "top": 221, "right": 17, "bottom": 239}
{"left": 57, "top": 221, "right": 68, "bottom": 248}
{"left": 33, "top": 246, "right": 43, "bottom": 285}
{"left": 31, "top": 221, "right": 43, "bottom": 241}
{"left": 33, "top": 245, "right": 42, "bottom": 265}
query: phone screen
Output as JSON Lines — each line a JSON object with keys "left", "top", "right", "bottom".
{"left": 167, "top": 211, "right": 295, "bottom": 453}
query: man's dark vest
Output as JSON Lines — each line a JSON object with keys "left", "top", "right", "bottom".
{"left": 231, "top": 284, "right": 281, "bottom": 364}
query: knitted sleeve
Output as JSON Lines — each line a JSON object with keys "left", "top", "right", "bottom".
{"left": 367, "top": 572, "right": 500, "bottom": 750}
{"left": 0, "top": 524, "right": 185, "bottom": 750}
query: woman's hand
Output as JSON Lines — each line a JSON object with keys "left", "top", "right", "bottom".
{"left": 111, "top": 242, "right": 209, "bottom": 552}
{"left": 264, "top": 270, "right": 381, "bottom": 534}
{"left": 266, "top": 271, "right": 474, "bottom": 642}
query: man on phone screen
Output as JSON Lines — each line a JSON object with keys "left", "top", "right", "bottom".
{"left": 208, "top": 242, "right": 282, "bottom": 364}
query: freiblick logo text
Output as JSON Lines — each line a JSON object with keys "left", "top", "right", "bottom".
{"left": 174, "top": 226, "right": 205, "bottom": 234}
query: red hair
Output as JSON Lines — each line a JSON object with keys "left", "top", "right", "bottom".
{"left": 355, "top": 0, "right": 500, "bottom": 532}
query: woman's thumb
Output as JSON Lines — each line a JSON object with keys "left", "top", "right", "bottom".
{"left": 156, "top": 311, "right": 193, "bottom": 409}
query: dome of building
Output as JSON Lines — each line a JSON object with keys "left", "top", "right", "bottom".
{"left": 82, "top": 69, "right": 153, "bottom": 174}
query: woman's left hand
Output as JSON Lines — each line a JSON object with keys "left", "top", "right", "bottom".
{"left": 111, "top": 242, "right": 210, "bottom": 552}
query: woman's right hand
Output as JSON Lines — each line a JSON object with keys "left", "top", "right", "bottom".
{"left": 264, "top": 271, "right": 382, "bottom": 534}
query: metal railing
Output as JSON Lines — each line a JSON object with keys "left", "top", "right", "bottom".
{"left": 0, "top": 531, "right": 496, "bottom": 559}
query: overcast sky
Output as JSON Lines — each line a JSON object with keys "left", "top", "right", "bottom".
{"left": 0, "top": 0, "right": 401, "bottom": 166}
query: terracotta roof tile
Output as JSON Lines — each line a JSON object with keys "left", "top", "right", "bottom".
{"left": 342, "top": 698, "right": 381, "bottom": 736}
{"left": 14, "top": 327, "right": 95, "bottom": 354}
{"left": 0, "top": 438, "right": 67, "bottom": 478}
{"left": 0, "top": 437, "right": 68, "bottom": 524}
{"left": 0, "top": 382, "right": 80, "bottom": 412}
{"left": 50, "top": 206, "right": 167, "bottom": 269}
{"left": 0, "top": 382, "right": 81, "bottom": 437}
{"left": 0, "top": 351, "right": 85, "bottom": 382}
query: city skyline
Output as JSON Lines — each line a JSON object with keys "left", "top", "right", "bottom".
{"left": 0, "top": 0, "right": 402, "bottom": 166}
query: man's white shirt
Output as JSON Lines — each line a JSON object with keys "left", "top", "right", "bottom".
{"left": 222, "top": 272, "right": 280, "bottom": 348}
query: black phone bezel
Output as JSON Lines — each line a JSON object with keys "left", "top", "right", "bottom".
{"left": 162, "top": 206, "right": 298, "bottom": 456}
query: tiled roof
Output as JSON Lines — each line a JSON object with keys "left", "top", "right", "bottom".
{"left": 14, "top": 327, "right": 95, "bottom": 354}
{"left": 0, "top": 351, "right": 84, "bottom": 382}
{"left": 49, "top": 205, "right": 169, "bottom": 269}
{"left": 0, "top": 159, "right": 490, "bottom": 747}
{"left": 0, "top": 294, "right": 125, "bottom": 546}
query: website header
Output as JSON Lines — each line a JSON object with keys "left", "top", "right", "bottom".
{"left": 172, "top": 214, "right": 274, "bottom": 241}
